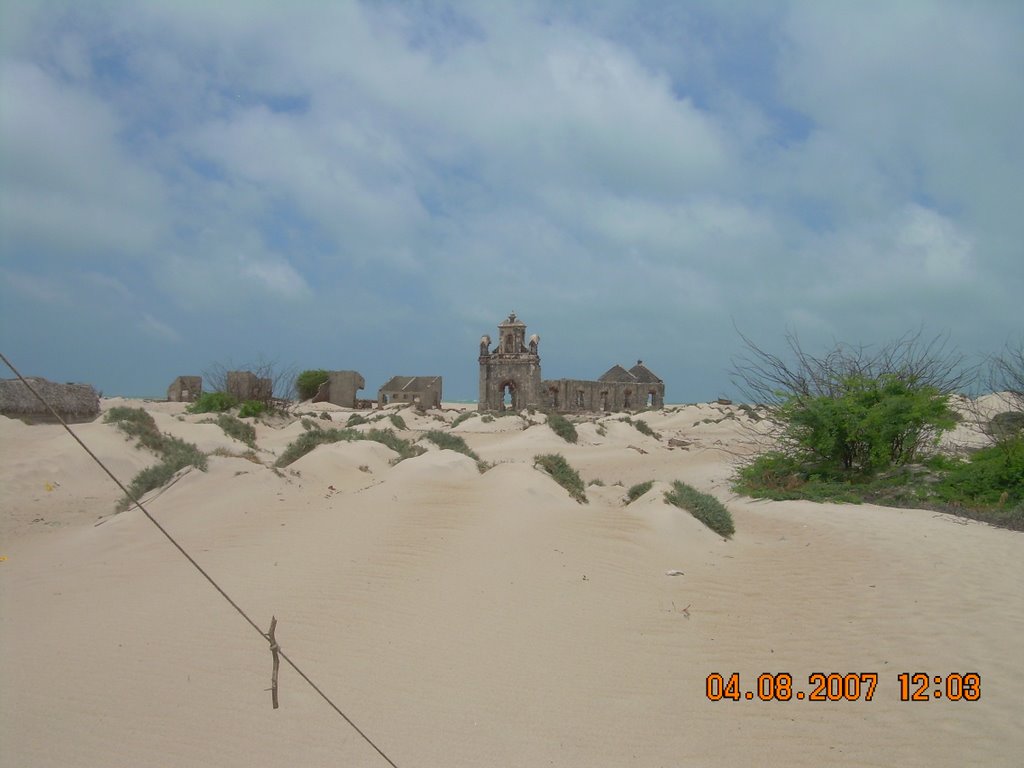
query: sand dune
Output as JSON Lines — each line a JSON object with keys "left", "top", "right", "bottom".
{"left": 1, "top": 400, "right": 1021, "bottom": 766}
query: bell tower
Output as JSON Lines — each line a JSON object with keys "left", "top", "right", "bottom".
{"left": 478, "top": 312, "right": 542, "bottom": 411}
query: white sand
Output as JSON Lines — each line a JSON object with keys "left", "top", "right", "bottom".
{"left": 1, "top": 400, "right": 1021, "bottom": 766}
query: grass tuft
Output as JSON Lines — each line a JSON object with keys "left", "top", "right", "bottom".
{"left": 216, "top": 413, "right": 256, "bottom": 447}
{"left": 533, "top": 453, "right": 588, "bottom": 503}
{"left": 546, "top": 412, "right": 578, "bottom": 443}
{"left": 275, "top": 428, "right": 359, "bottom": 467}
{"left": 105, "top": 407, "right": 207, "bottom": 511}
{"left": 452, "top": 412, "right": 478, "bottom": 427}
{"left": 626, "top": 480, "right": 654, "bottom": 503}
{"left": 664, "top": 480, "right": 735, "bottom": 538}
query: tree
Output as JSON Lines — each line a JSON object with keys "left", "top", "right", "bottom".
{"left": 731, "top": 329, "right": 967, "bottom": 476}
{"left": 987, "top": 337, "right": 1024, "bottom": 414}
{"left": 295, "top": 369, "right": 330, "bottom": 401}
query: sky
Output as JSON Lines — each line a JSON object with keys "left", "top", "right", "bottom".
{"left": 1, "top": 0, "right": 1021, "bottom": 402}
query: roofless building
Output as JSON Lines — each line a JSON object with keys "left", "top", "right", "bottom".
{"left": 478, "top": 313, "right": 664, "bottom": 412}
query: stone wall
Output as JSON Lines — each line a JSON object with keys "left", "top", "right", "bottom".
{"left": 312, "top": 370, "right": 365, "bottom": 408}
{"left": 166, "top": 376, "right": 202, "bottom": 402}
{"left": 226, "top": 371, "right": 272, "bottom": 402}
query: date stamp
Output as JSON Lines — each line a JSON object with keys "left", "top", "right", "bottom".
{"left": 706, "top": 672, "right": 981, "bottom": 702}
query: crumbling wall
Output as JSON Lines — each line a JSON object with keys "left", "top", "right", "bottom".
{"left": 226, "top": 371, "right": 272, "bottom": 402}
{"left": 166, "top": 376, "right": 202, "bottom": 402}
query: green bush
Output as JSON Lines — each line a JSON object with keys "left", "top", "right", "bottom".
{"left": 216, "top": 414, "right": 256, "bottom": 447}
{"left": 546, "top": 412, "right": 578, "bottom": 443}
{"left": 389, "top": 413, "right": 407, "bottom": 430}
{"left": 187, "top": 391, "right": 238, "bottom": 414}
{"left": 347, "top": 413, "right": 368, "bottom": 427}
{"left": 534, "top": 453, "right": 587, "bottom": 503}
{"left": 296, "top": 369, "right": 330, "bottom": 400}
{"left": 778, "top": 374, "right": 956, "bottom": 473}
{"left": 626, "top": 480, "right": 654, "bottom": 503}
{"left": 238, "top": 399, "right": 266, "bottom": 419}
{"left": 664, "top": 480, "right": 734, "bottom": 538}
{"left": 939, "top": 438, "right": 1024, "bottom": 508}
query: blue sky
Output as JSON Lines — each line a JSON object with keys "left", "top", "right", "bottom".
{"left": 1, "top": 1, "right": 1021, "bottom": 401}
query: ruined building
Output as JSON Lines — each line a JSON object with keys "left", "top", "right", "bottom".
{"left": 478, "top": 313, "right": 664, "bottom": 412}
{"left": 378, "top": 376, "right": 443, "bottom": 410}
{"left": 311, "top": 371, "right": 365, "bottom": 408}
{"left": 166, "top": 376, "right": 202, "bottom": 402}
{"left": 226, "top": 371, "right": 273, "bottom": 403}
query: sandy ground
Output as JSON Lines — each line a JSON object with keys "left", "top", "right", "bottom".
{"left": 1, "top": 398, "right": 1021, "bottom": 767}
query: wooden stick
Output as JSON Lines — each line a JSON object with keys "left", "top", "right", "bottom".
{"left": 268, "top": 616, "right": 280, "bottom": 709}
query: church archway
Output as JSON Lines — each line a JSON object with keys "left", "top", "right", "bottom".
{"left": 500, "top": 380, "right": 517, "bottom": 411}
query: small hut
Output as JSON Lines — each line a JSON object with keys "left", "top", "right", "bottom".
{"left": 0, "top": 377, "right": 101, "bottom": 424}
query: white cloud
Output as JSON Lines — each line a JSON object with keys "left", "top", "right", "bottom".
{"left": 0, "top": 61, "right": 166, "bottom": 259}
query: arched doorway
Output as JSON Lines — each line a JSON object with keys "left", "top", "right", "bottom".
{"left": 500, "top": 380, "right": 517, "bottom": 411}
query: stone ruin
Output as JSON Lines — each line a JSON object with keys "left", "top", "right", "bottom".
{"left": 478, "top": 312, "right": 665, "bottom": 412}
{"left": 378, "top": 376, "right": 443, "bottom": 410}
{"left": 311, "top": 370, "right": 365, "bottom": 408}
{"left": 226, "top": 371, "right": 273, "bottom": 403}
{"left": 166, "top": 376, "right": 202, "bottom": 402}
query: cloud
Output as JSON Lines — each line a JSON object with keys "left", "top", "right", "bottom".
{"left": 1, "top": 1, "right": 1021, "bottom": 400}
{"left": 0, "top": 61, "right": 166, "bottom": 259}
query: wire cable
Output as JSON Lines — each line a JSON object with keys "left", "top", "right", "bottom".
{"left": 0, "top": 351, "right": 401, "bottom": 768}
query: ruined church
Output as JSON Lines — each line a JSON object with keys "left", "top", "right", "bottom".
{"left": 478, "top": 313, "right": 665, "bottom": 412}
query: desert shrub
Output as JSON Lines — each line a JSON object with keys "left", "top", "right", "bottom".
{"left": 216, "top": 414, "right": 256, "bottom": 447}
{"left": 275, "top": 428, "right": 358, "bottom": 467}
{"left": 596, "top": 423, "right": 608, "bottom": 437}
{"left": 533, "top": 453, "right": 587, "bottom": 503}
{"left": 939, "top": 438, "right": 1024, "bottom": 509}
{"left": 481, "top": 414, "right": 495, "bottom": 423}
{"left": 732, "top": 331, "right": 965, "bottom": 478}
{"left": 238, "top": 399, "right": 266, "bottom": 419}
{"left": 626, "top": 480, "right": 654, "bottom": 503}
{"left": 589, "top": 478, "right": 605, "bottom": 487}
{"left": 664, "top": 480, "right": 734, "bottom": 538}
{"left": 295, "top": 369, "right": 330, "bottom": 400}
{"left": 423, "top": 430, "right": 480, "bottom": 461}
{"left": 347, "top": 413, "right": 368, "bottom": 426}
{"left": 452, "top": 411, "right": 478, "bottom": 427}
{"left": 389, "top": 413, "right": 407, "bottom": 430}
{"left": 300, "top": 417, "right": 321, "bottom": 431}
{"left": 546, "top": 412, "right": 578, "bottom": 443}
{"left": 105, "top": 407, "right": 162, "bottom": 451}
{"left": 210, "top": 447, "right": 261, "bottom": 464}
{"left": 364, "top": 428, "right": 426, "bottom": 462}
{"left": 106, "top": 408, "right": 207, "bottom": 511}
{"left": 777, "top": 375, "right": 956, "bottom": 473}
{"left": 631, "top": 419, "right": 660, "bottom": 439}
{"left": 187, "top": 391, "right": 238, "bottom": 414}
